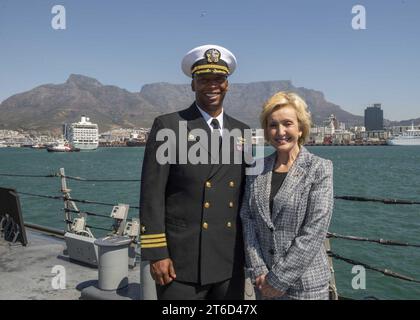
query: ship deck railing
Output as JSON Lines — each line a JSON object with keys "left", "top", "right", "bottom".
{"left": 2, "top": 170, "right": 420, "bottom": 300}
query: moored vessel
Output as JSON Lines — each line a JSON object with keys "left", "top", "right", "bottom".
{"left": 65, "top": 116, "right": 99, "bottom": 150}
{"left": 126, "top": 138, "right": 146, "bottom": 147}
{"left": 47, "top": 140, "right": 80, "bottom": 152}
{"left": 387, "top": 123, "right": 420, "bottom": 146}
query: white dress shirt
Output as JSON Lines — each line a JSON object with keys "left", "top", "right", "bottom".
{"left": 195, "top": 103, "right": 224, "bottom": 136}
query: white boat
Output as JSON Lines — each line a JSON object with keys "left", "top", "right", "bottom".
{"left": 66, "top": 116, "right": 99, "bottom": 150}
{"left": 387, "top": 123, "right": 420, "bottom": 146}
{"left": 47, "top": 140, "right": 80, "bottom": 152}
{"left": 31, "top": 143, "right": 46, "bottom": 149}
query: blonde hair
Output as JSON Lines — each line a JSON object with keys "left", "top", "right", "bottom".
{"left": 260, "top": 92, "right": 312, "bottom": 146}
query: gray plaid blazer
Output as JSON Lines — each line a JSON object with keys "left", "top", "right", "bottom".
{"left": 240, "top": 147, "right": 333, "bottom": 299}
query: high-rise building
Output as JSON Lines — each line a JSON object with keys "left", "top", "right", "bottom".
{"left": 364, "top": 104, "right": 383, "bottom": 131}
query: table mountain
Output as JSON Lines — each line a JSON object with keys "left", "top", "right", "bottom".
{"left": 0, "top": 74, "right": 364, "bottom": 132}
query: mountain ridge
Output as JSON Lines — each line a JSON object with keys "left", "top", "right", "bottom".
{"left": 0, "top": 74, "right": 412, "bottom": 133}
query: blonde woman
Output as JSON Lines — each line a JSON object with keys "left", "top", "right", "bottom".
{"left": 240, "top": 92, "right": 333, "bottom": 300}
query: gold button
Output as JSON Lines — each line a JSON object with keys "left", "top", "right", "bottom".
{"left": 203, "top": 222, "right": 208, "bottom": 229}
{"left": 227, "top": 222, "right": 232, "bottom": 228}
{"left": 140, "top": 225, "right": 146, "bottom": 234}
{"left": 204, "top": 202, "right": 210, "bottom": 209}
{"left": 229, "top": 202, "right": 234, "bottom": 208}
{"left": 205, "top": 181, "right": 212, "bottom": 188}
{"left": 229, "top": 181, "right": 235, "bottom": 187}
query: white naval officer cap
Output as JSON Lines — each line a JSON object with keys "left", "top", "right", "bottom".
{"left": 181, "top": 44, "right": 237, "bottom": 78}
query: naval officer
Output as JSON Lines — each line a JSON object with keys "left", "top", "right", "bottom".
{"left": 140, "top": 44, "right": 249, "bottom": 299}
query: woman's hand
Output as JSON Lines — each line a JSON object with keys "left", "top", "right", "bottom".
{"left": 256, "top": 274, "right": 285, "bottom": 298}
{"left": 255, "top": 274, "right": 266, "bottom": 290}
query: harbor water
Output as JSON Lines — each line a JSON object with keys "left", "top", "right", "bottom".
{"left": 1, "top": 146, "right": 419, "bottom": 299}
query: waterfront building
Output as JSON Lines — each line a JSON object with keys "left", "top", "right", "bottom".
{"left": 0, "top": 130, "right": 21, "bottom": 139}
{"left": 99, "top": 128, "right": 150, "bottom": 143}
{"left": 352, "top": 126, "right": 366, "bottom": 133}
{"left": 308, "top": 114, "right": 356, "bottom": 145}
{"left": 361, "top": 130, "right": 390, "bottom": 142}
{"left": 332, "top": 132, "right": 354, "bottom": 144}
{"left": 323, "top": 114, "right": 338, "bottom": 134}
{"left": 98, "top": 128, "right": 150, "bottom": 147}
{"left": 365, "top": 104, "right": 384, "bottom": 131}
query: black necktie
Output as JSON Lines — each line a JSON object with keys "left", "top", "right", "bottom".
{"left": 210, "top": 118, "right": 220, "bottom": 131}
{"left": 210, "top": 118, "right": 222, "bottom": 151}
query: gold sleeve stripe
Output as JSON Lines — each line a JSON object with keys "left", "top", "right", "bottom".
{"left": 140, "top": 233, "right": 166, "bottom": 239}
{"left": 141, "top": 242, "right": 167, "bottom": 249}
{"left": 141, "top": 238, "right": 166, "bottom": 244}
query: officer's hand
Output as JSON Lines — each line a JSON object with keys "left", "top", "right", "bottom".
{"left": 150, "top": 258, "right": 176, "bottom": 285}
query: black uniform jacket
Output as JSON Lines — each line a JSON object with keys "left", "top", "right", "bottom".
{"left": 140, "top": 103, "right": 250, "bottom": 285}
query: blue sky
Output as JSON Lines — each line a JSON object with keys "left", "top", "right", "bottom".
{"left": 1, "top": 0, "right": 419, "bottom": 121}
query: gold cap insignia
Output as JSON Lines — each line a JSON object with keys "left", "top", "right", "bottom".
{"left": 205, "top": 48, "right": 221, "bottom": 63}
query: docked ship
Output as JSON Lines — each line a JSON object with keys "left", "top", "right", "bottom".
{"left": 387, "top": 123, "right": 420, "bottom": 146}
{"left": 65, "top": 116, "right": 99, "bottom": 150}
{"left": 125, "top": 132, "right": 147, "bottom": 147}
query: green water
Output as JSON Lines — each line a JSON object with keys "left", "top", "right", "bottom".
{"left": 1, "top": 146, "right": 420, "bottom": 299}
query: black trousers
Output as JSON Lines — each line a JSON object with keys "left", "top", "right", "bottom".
{"left": 156, "top": 274, "right": 245, "bottom": 300}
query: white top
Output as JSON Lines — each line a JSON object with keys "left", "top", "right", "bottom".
{"left": 195, "top": 103, "right": 224, "bottom": 136}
